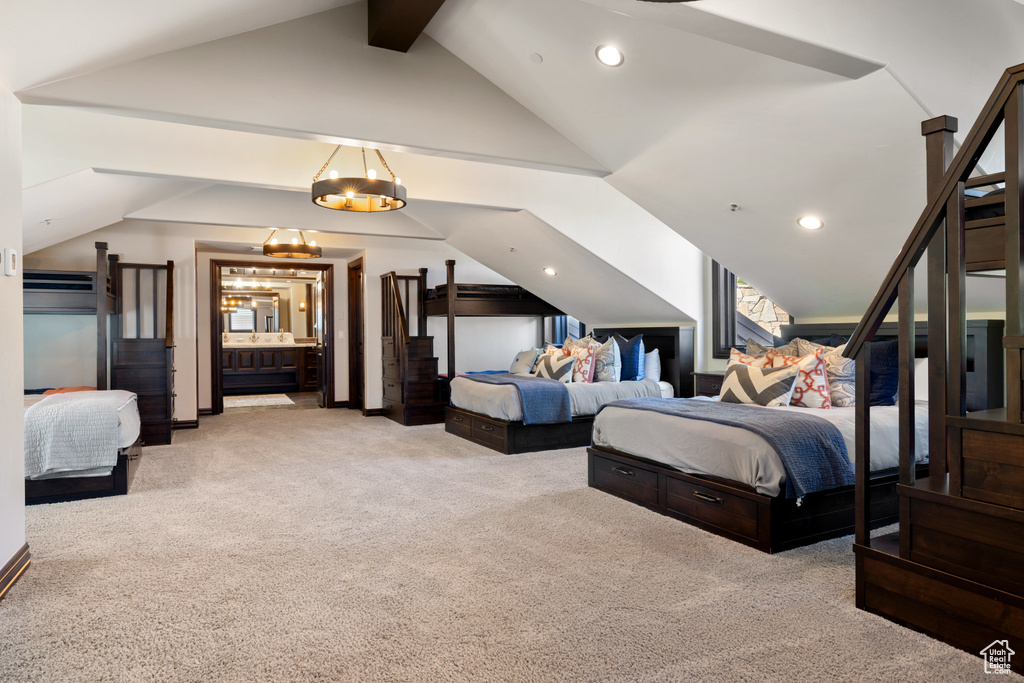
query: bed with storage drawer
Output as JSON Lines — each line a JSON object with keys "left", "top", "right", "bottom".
{"left": 445, "top": 326, "right": 694, "bottom": 454}
{"left": 587, "top": 320, "right": 1003, "bottom": 552}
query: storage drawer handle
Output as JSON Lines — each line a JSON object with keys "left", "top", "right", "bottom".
{"left": 693, "top": 491, "right": 723, "bottom": 504}
{"left": 481, "top": 425, "right": 494, "bottom": 432}
{"left": 452, "top": 416, "right": 464, "bottom": 422}
{"left": 384, "top": 404, "right": 393, "bottom": 410}
{"left": 387, "top": 383, "right": 395, "bottom": 388}
{"left": 612, "top": 466, "right": 635, "bottom": 477}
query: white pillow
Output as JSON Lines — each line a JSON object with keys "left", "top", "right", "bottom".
{"left": 644, "top": 348, "right": 662, "bottom": 383}
{"left": 509, "top": 349, "right": 539, "bottom": 375}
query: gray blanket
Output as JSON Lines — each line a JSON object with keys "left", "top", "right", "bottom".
{"left": 598, "top": 398, "right": 853, "bottom": 498}
{"left": 460, "top": 373, "right": 571, "bottom": 425}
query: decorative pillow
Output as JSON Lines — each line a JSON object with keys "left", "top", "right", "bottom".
{"left": 593, "top": 337, "right": 621, "bottom": 383}
{"left": 745, "top": 338, "right": 772, "bottom": 357}
{"left": 509, "top": 349, "right": 539, "bottom": 375}
{"left": 563, "top": 335, "right": 593, "bottom": 352}
{"left": 544, "top": 344, "right": 571, "bottom": 358}
{"left": 534, "top": 353, "right": 574, "bottom": 383}
{"left": 816, "top": 343, "right": 853, "bottom": 407}
{"left": 644, "top": 348, "right": 662, "bottom": 383}
{"left": 614, "top": 334, "right": 645, "bottom": 381}
{"left": 766, "top": 347, "right": 831, "bottom": 409}
{"left": 719, "top": 363, "right": 800, "bottom": 407}
{"left": 571, "top": 340, "right": 600, "bottom": 383}
{"left": 869, "top": 339, "right": 900, "bottom": 406}
{"left": 730, "top": 348, "right": 770, "bottom": 368}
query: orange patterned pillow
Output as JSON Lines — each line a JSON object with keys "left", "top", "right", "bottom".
{"left": 730, "top": 348, "right": 770, "bottom": 368}
{"left": 570, "top": 340, "right": 601, "bottom": 383}
{"left": 766, "top": 347, "right": 831, "bottom": 409}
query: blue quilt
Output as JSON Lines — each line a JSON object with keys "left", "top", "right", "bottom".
{"left": 460, "top": 373, "right": 571, "bottom": 425}
{"left": 598, "top": 397, "right": 853, "bottom": 498}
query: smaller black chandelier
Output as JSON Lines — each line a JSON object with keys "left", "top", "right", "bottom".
{"left": 263, "top": 229, "right": 322, "bottom": 259}
{"left": 312, "top": 145, "right": 407, "bottom": 213}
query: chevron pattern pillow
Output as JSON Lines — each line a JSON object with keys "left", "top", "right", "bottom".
{"left": 719, "top": 362, "right": 800, "bottom": 407}
{"left": 534, "top": 353, "right": 574, "bottom": 383}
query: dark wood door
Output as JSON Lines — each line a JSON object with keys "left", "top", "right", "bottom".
{"left": 316, "top": 273, "right": 327, "bottom": 408}
{"left": 348, "top": 258, "right": 364, "bottom": 411}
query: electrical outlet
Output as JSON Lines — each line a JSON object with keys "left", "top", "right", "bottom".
{"left": 3, "top": 248, "right": 17, "bottom": 277}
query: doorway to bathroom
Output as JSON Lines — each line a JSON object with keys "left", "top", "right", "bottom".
{"left": 210, "top": 260, "right": 336, "bottom": 415}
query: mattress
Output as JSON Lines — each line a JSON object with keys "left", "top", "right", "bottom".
{"left": 592, "top": 398, "right": 929, "bottom": 497}
{"left": 450, "top": 377, "right": 672, "bottom": 421}
{"left": 24, "top": 391, "right": 142, "bottom": 479}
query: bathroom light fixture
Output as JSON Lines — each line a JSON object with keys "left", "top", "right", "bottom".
{"left": 263, "top": 229, "right": 322, "bottom": 259}
{"left": 596, "top": 45, "right": 624, "bottom": 67}
{"left": 797, "top": 216, "right": 824, "bottom": 230}
{"left": 543, "top": 267, "right": 557, "bottom": 276}
{"left": 312, "top": 145, "right": 406, "bottom": 212}
{"left": 299, "top": 301, "right": 306, "bottom": 312}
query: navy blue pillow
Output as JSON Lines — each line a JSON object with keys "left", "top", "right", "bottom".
{"left": 869, "top": 339, "right": 899, "bottom": 406}
{"left": 614, "top": 334, "right": 645, "bottom": 381}
{"left": 811, "top": 334, "right": 849, "bottom": 348}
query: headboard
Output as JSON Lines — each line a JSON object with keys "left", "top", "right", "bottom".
{"left": 779, "top": 320, "right": 1004, "bottom": 412}
{"left": 591, "top": 326, "right": 695, "bottom": 398}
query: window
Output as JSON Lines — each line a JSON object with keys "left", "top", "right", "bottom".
{"left": 229, "top": 309, "right": 256, "bottom": 332}
{"left": 711, "top": 260, "right": 791, "bottom": 358}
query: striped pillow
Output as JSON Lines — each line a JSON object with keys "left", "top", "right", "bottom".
{"left": 535, "top": 353, "right": 574, "bottom": 383}
{"left": 719, "top": 363, "right": 799, "bottom": 407}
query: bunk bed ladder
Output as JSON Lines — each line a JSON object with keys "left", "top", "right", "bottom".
{"left": 111, "top": 260, "right": 175, "bottom": 446}
{"left": 380, "top": 271, "right": 448, "bottom": 425}
{"left": 847, "top": 63, "right": 1024, "bottom": 672}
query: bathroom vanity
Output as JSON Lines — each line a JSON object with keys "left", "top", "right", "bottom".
{"left": 221, "top": 333, "right": 317, "bottom": 395}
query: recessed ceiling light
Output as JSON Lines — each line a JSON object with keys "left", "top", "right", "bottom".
{"left": 544, "top": 267, "right": 557, "bottom": 276}
{"left": 797, "top": 216, "right": 824, "bottom": 230}
{"left": 595, "top": 45, "right": 624, "bottom": 67}
{"left": 529, "top": 53, "right": 543, "bottom": 64}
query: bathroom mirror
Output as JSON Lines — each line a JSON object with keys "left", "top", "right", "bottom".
{"left": 219, "top": 266, "right": 317, "bottom": 337}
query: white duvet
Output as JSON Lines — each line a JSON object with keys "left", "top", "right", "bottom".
{"left": 592, "top": 398, "right": 929, "bottom": 497}
{"left": 24, "top": 390, "right": 141, "bottom": 480}
{"left": 450, "top": 376, "right": 672, "bottom": 421}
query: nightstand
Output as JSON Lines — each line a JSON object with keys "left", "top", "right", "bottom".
{"left": 692, "top": 371, "right": 725, "bottom": 398}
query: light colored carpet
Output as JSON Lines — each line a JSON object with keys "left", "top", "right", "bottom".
{"left": 223, "top": 393, "right": 295, "bottom": 408}
{"left": 2, "top": 408, "right": 1013, "bottom": 682}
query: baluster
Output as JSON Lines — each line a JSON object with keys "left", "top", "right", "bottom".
{"left": 947, "top": 183, "right": 967, "bottom": 422}
{"left": 855, "top": 342, "right": 872, "bottom": 548}
{"left": 898, "top": 270, "right": 915, "bottom": 488}
{"left": 1007, "top": 82, "right": 1024, "bottom": 423}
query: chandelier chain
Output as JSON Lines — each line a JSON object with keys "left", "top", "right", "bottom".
{"left": 312, "top": 145, "right": 342, "bottom": 182}
{"left": 375, "top": 149, "right": 397, "bottom": 182}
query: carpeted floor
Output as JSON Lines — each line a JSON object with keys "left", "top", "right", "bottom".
{"left": 1, "top": 407, "right": 1013, "bottom": 682}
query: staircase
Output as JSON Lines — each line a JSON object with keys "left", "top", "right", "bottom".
{"left": 848, "top": 64, "right": 1024, "bottom": 674}
{"left": 381, "top": 271, "right": 449, "bottom": 426}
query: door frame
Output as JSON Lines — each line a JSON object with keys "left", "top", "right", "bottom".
{"left": 347, "top": 257, "right": 365, "bottom": 413}
{"left": 210, "top": 259, "right": 336, "bottom": 414}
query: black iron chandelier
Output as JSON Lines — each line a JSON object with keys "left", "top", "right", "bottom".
{"left": 311, "top": 145, "right": 406, "bottom": 213}
{"left": 262, "top": 229, "right": 322, "bottom": 259}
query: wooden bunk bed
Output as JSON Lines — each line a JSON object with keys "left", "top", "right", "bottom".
{"left": 843, "top": 64, "right": 1024, "bottom": 672}
{"left": 381, "top": 260, "right": 564, "bottom": 427}
{"left": 587, "top": 320, "right": 1002, "bottom": 553}
{"left": 22, "top": 242, "right": 174, "bottom": 504}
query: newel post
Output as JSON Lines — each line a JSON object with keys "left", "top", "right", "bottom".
{"left": 1006, "top": 83, "right": 1024, "bottom": 423}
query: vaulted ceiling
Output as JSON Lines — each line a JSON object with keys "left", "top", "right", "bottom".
{"left": 6, "top": 0, "right": 1024, "bottom": 321}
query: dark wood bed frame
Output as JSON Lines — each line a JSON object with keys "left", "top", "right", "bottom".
{"left": 445, "top": 323, "right": 696, "bottom": 454}
{"left": 587, "top": 319, "right": 1003, "bottom": 553}
{"left": 22, "top": 242, "right": 171, "bottom": 504}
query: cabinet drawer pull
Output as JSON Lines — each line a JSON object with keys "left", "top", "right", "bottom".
{"left": 480, "top": 425, "right": 494, "bottom": 432}
{"left": 384, "top": 404, "right": 393, "bottom": 410}
{"left": 452, "top": 416, "right": 464, "bottom": 422}
{"left": 612, "top": 466, "right": 634, "bottom": 477}
{"left": 387, "top": 383, "right": 395, "bottom": 388}
{"left": 693, "top": 491, "right": 723, "bottom": 504}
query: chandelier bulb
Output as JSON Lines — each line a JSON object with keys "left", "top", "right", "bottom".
{"left": 309, "top": 240, "right": 317, "bottom": 247}
{"left": 329, "top": 170, "right": 339, "bottom": 180}
{"left": 269, "top": 238, "right": 277, "bottom": 245}
{"left": 395, "top": 177, "right": 401, "bottom": 186}
{"left": 346, "top": 191, "right": 354, "bottom": 198}
{"left": 367, "top": 169, "right": 377, "bottom": 180}
{"left": 291, "top": 238, "right": 299, "bottom": 245}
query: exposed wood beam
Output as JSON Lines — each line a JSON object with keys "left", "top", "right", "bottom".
{"left": 368, "top": 0, "right": 447, "bottom": 53}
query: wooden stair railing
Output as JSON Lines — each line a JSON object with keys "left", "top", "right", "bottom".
{"left": 847, "top": 63, "right": 1024, "bottom": 674}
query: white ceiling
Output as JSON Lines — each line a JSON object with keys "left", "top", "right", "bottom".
{"left": 8, "top": 0, "right": 1024, "bottom": 323}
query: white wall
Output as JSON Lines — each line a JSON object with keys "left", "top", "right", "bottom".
{"left": 23, "top": 222, "right": 198, "bottom": 421}
{"left": 0, "top": 84, "right": 25, "bottom": 567}
{"left": 23, "top": 316, "right": 97, "bottom": 389}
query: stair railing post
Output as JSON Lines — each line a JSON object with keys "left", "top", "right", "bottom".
{"left": 898, "top": 271, "right": 915, "bottom": 488}
{"left": 446, "top": 259, "right": 456, "bottom": 382}
{"left": 855, "top": 342, "right": 872, "bottom": 548}
{"left": 922, "top": 115, "right": 957, "bottom": 474}
{"left": 1006, "top": 82, "right": 1024, "bottom": 423}
{"left": 417, "top": 268, "right": 428, "bottom": 337}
